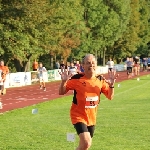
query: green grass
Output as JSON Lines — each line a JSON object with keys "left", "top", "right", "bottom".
{"left": 0, "top": 75, "right": 150, "bottom": 150}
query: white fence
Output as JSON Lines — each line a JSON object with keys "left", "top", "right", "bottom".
{"left": 4, "top": 64, "right": 126, "bottom": 88}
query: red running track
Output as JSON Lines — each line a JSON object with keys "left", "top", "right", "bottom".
{"left": 0, "top": 71, "right": 149, "bottom": 113}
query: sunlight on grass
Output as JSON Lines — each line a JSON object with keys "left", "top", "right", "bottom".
{"left": 0, "top": 75, "right": 150, "bottom": 150}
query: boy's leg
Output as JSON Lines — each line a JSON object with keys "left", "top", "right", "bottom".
{"left": 127, "top": 69, "right": 130, "bottom": 79}
{"left": 39, "top": 82, "right": 43, "bottom": 89}
{"left": 39, "top": 76, "right": 43, "bottom": 89}
{"left": 0, "top": 85, "right": 2, "bottom": 95}
{"left": 76, "top": 132, "right": 92, "bottom": 150}
{"left": 74, "top": 123, "right": 95, "bottom": 150}
{"left": 42, "top": 80, "right": 46, "bottom": 91}
{"left": 1, "top": 85, "right": 5, "bottom": 95}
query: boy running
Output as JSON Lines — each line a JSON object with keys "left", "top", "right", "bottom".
{"left": 0, "top": 71, "right": 5, "bottom": 95}
{"left": 126, "top": 57, "right": 133, "bottom": 79}
{"left": 37, "top": 62, "right": 47, "bottom": 91}
{"left": 59, "top": 54, "right": 118, "bottom": 150}
{"left": 0, "top": 60, "right": 9, "bottom": 94}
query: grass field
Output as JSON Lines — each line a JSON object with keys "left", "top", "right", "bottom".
{"left": 0, "top": 75, "right": 150, "bottom": 150}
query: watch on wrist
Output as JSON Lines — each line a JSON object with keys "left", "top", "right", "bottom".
{"left": 109, "top": 86, "right": 114, "bottom": 88}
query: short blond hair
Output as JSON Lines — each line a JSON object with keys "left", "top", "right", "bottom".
{"left": 82, "top": 54, "right": 97, "bottom": 64}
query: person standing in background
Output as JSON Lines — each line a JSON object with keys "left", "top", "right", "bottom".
{"left": 60, "top": 60, "right": 65, "bottom": 69}
{"left": 107, "top": 58, "right": 114, "bottom": 71}
{"left": 140, "top": 58, "right": 143, "bottom": 72}
{"left": 55, "top": 60, "right": 60, "bottom": 69}
{"left": 37, "top": 62, "right": 47, "bottom": 91}
{"left": 75, "top": 60, "right": 81, "bottom": 73}
{"left": 80, "top": 65, "right": 84, "bottom": 73}
{"left": 126, "top": 57, "right": 133, "bottom": 79}
{"left": 133, "top": 56, "right": 140, "bottom": 76}
{"left": 142, "top": 58, "right": 147, "bottom": 71}
{"left": 68, "top": 62, "right": 77, "bottom": 75}
{"left": 0, "top": 60, "right": 9, "bottom": 94}
{"left": 32, "top": 59, "right": 38, "bottom": 71}
{"left": 147, "top": 56, "right": 150, "bottom": 71}
{"left": 107, "top": 58, "right": 114, "bottom": 78}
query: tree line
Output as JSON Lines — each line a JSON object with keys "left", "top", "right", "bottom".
{"left": 0, "top": 0, "right": 150, "bottom": 72}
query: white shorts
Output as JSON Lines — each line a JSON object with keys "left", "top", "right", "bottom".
{"left": 39, "top": 76, "right": 45, "bottom": 82}
{"left": 39, "top": 77, "right": 44, "bottom": 82}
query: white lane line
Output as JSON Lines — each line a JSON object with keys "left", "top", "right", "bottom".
{"left": 16, "top": 98, "right": 26, "bottom": 100}
{"left": 3, "top": 101, "right": 22, "bottom": 106}
{"left": 15, "top": 101, "right": 22, "bottom": 103}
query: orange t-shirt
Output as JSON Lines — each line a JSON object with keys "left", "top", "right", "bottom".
{"left": 33, "top": 62, "right": 38, "bottom": 70}
{"left": 66, "top": 74, "right": 110, "bottom": 126}
{"left": 0, "top": 66, "right": 9, "bottom": 79}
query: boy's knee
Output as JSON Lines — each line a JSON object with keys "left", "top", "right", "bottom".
{"left": 83, "top": 139, "right": 92, "bottom": 149}
{"left": 78, "top": 140, "right": 91, "bottom": 150}
{"left": 78, "top": 133, "right": 92, "bottom": 150}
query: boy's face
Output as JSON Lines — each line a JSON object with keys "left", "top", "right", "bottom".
{"left": 82, "top": 56, "right": 97, "bottom": 74}
{"left": 39, "top": 63, "right": 43, "bottom": 67}
{"left": 0, "top": 61, "right": 4, "bottom": 66}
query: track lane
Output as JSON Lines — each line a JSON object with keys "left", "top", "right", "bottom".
{"left": 0, "top": 71, "right": 149, "bottom": 113}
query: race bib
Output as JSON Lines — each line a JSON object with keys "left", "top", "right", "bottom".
{"left": 85, "top": 96, "right": 99, "bottom": 108}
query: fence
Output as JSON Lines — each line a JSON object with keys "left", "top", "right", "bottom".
{"left": 4, "top": 64, "right": 126, "bottom": 88}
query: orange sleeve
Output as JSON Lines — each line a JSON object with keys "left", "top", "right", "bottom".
{"left": 66, "top": 79, "right": 77, "bottom": 91}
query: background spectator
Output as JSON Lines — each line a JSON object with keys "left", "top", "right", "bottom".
{"left": 32, "top": 59, "right": 38, "bottom": 71}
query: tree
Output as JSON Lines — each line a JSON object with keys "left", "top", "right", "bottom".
{"left": 112, "top": 0, "right": 150, "bottom": 61}
{"left": 134, "top": 0, "right": 150, "bottom": 56}
{"left": 45, "top": 0, "right": 86, "bottom": 64}
{"left": 77, "top": 0, "right": 131, "bottom": 65}
{"left": 0, "top": 0, "right": 52, "bottom": 72}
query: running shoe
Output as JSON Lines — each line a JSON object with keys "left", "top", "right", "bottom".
{"left": 43, "top": 87, "right": 46, "bottom": 91}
